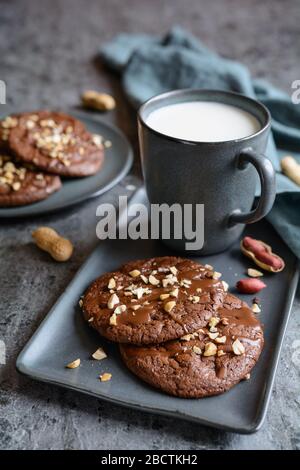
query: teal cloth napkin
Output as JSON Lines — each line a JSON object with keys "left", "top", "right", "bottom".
{"left": 101, "top": 27, "right": 300, "bottom": 258}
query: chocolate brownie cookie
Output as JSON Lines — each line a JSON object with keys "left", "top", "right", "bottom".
{"left": 82, "top": 256, "right": 226, "bottom": 345}
{"left": 119, "top": 293, "right": 264, "bottom": 398}
{"left": 0, "top": 154, "right": 61, "bottom": 206}
{"left": 8, "top": 111, "right": 104, "bottom": 177}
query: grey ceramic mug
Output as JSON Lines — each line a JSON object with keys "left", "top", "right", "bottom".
{"left": 138, "top": 89, "right": 276, "bottom": 255}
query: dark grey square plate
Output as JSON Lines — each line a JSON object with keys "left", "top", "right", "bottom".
{"left": 16, "top": 188, "right": 299, "bottom": 434}
{"left": 0, "top": 109, "right": 133, "bottom": 218}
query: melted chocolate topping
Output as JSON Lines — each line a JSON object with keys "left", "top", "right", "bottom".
{"left": 113, "top": 268, "right": 223, "bottom": 326}
{"left": 219, "top": 305, "right": 260, "bottom": 328}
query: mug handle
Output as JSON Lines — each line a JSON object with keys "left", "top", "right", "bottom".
{"left": 228, "top": 148, "right": 276, "bottom": 226}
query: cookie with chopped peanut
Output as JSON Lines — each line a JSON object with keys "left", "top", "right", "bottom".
{"left": 119, "top": 293, "right": 264, "bottom": 397}
{"left": 0, "top": 154, "right": 61, "bottom": 206}
{"left": 81, "top": 256, "right": 226, "bottom": 345}
{"left": 0, "top": 115, "right": 19, "bottom": 152}
{"left": 7, "top": 111, "right": 104, "bottom": 177}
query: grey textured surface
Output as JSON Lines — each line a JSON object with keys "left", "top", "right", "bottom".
{"left": 0, "top": 0, "right": 299, "bottom": 450}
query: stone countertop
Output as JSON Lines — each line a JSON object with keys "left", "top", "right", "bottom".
{"left": 0, "top": 0, "right": 299, "bottom": 450}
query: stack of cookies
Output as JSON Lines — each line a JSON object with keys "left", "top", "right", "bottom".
{"left": 82, "top": 256, "right": 264, "bottom": 398}
{"left": 0, "top": 111, "right": 104, "bottom": 206}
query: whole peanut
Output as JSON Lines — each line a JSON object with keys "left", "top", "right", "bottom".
{"left": 32, "top": 227, "right": 73, "bottom": 262}
{"left": 281, "top": 155, "right": 300, "bottom": 186}
{"left": 236, "top": 278, "right": 266, "bottom": 294}
{"left": 81, "top": 90, "right": 116, "bottom": 111}
{"left": 241, "top": 236, "right": 285, "bottom": 272}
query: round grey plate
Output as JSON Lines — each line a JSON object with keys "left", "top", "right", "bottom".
{"left": 0, "top": 110, "right": 133, "bottom": 218}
